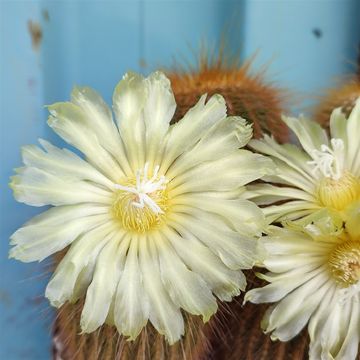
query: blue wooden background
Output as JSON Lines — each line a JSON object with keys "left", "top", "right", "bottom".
{"left": 1, "top": 0, "right": 359, "bottom": 358}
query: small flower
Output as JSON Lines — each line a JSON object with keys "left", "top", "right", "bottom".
{"left": 246, "top": 100, "right": 360, "bottom": 223}
{"left": 9, "top": 71, "right": 273, "bottom": 343}
{"left": 245, "top": 209, "right": 360, "bottom": 360}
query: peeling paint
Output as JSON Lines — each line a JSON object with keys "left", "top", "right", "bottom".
{"left": 27, "top": 20, "right": 42, "bottom": 51}
{"left": 42, "top": 9, "right": 50, "bottom": 22}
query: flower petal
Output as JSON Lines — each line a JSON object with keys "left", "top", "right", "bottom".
{"left": 261, "top": 200, "right": 321, "bottom": 223}
{"left": 169, "top": 151, "right": 273, "bottom": 196}
{"left": 310, "top": 296, "right": 357, "bottom": 360}
{"left": 45, "top": 222, "right": 116, "bottom": 307}
{"left": 346, "top": 98, "right": 360, "bottom": 174}
{"left": 114, "top": 235, "right": 149, "bottom": 340}
{"left": 80, "top": 233, "right": 125, "bottom": 333}
{"left": 47, "top": 102, "right": 124, "bottom": 181}
{"left": 249, "top": 135, "right": 315, "bottom": 182}
{"left": 160, "top": 94, "right": 227, "bottom": 172}
{"left": 140, "top": 235, "right": 184, "bottom": 344}
{"left": 308, "top": 285, "right": 337, "bottom": 343}
{"left": 335, "top": 298, "right": 360, "bottom": 360}
{"left": 262, "top": 157, "right": 316, "bottom": 194}
{"left": 143, "top": 72, "right": 176, "bottom": 165}
{"left": 10, "top": 167, "right": 112, "bottom": 206}
{"left": 245, "top": 183, "right": 316, "bottom": 205}
{"left": 261, "top": 230, "right": 330, "bottom": 256}
{"left": 9, "top": 204, "right": 109, "bottom": 262}
{"left": 329, "top": 107, "right": 347, "bottom": 141}
{"left": 21, "top": 139, "right": 114, "bottom": 189}
{"left": 71, "top": 86, "right": 132, "bottom": 175}
{"left": 172, "top": 194, "right": 265, "bottom": 236}
{"left": 345, "top": 203, "right": 360, "bottom": 240}
{"left": 167, "top": 116, "right": 252, "bottom": 178}
{"left": 169, "top": 211, "right": 256, "bottom": 270}
{"left": 163, "top": 226, "right": 245, "bottom": 301}
{"left": 155, "top": 232, "right": 217, "bottom": 321}
{"left": 113, "top": 72, "right": 147, "bottom": 170}
{"left": 282, "top": 115, "right": 329, "bottom": 154}
{"left": 245, "top": 265, "right": 325, "bottom": 304}
{"left": 265, "top": 273, "right": 330, "bottom": 341}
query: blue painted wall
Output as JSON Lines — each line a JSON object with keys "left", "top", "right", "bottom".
{"left": 1, "top": 1, "right": 359, "bottom": 358}
{"left": 240, "top": 0, "right": 360, "bottom": 111}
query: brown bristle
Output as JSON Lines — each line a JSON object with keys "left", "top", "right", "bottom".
{"left": 52, "top": 249, "right": 213, "bottom": 360}
{"left": 53, "top": 300, "right": 211, "bottom": 360}
{"left": 207, "top": 271, "right": 309, "bottom": 360}
{"left": 167, "top": 51, "right": 289, "bottom": 143}
{"left": 314, "top": 78, "right": 360, "bottom": 130}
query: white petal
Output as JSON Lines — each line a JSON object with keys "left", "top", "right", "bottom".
{"left": 114, "top": 235, "right": 149, "bottom": 340}
{"left": 335, "top": 298, "right": 360, "bottom": 360}
{"left": 245, "top": 183, "right": 316, "bottom": 205}
{"left": 80, "top": 233, "right": 125, "bottom": 333}
{"left": 10, "top": 166, "right": 112, "bottom": 206}
{"left": 346, "top": 98, "right": 360, "bottom": 174}
{"left": 70, "top": 259, "right": 97, "bottom": 304}
{"left": 139, "top": 235, "right": 184, "bottom": 344}
{"left": 261, "top": 231, "right": 330, "bottom": 255}
{"left": 282, "top": 115, "right": 329, "bottom": 154}
{"left": 266, "top": 273, "right": 330, "bottom": 341}
{"left": 113, "top": 72, "right": 146, "bottom": 128}
{"left": 163, "top": 226, "right": 245, "bottom": 301}
{"left": 329, "top": 107, "right": 347, "bottom": 141}
{"left": 318, "top": 300, "right": 351, "bottom": 359}
{"left": 160, "top": 94, "right": 227, "bottom": 172}
{"left": 169, "top": 151, "right": 273, "bottom": 196}
{"left": 261, "top": 200, "right": 320, "bottom": 223}
{"left": 71, "top": 86, "right": 132, "bottom": 175}
{"left": 172, "top": 194, "right": 265, "bottom": 236}
{"left": 245, "top": 265, "right": 326, "bottom": 304}
{"left": 169, "top": 212, "right": 257, "bottom": 270}
{"left": 21, "top": 140, "right": 114, "bottom": 189}
{"left": 155, "top": 232, "right": 217, "bottom": 321}
{"left": 345, "top": 205, "right": 360, "bottom": 240}
{"left": 9, "top": 204, "right": 109, "bottom": 262}
{"left": 45, "top": 222, "right": 116, "bottom": 307}
{"left": 308, "top": 285, "right": 337, "bottom": 347}
{"left": 143, "top": 72, "right": 176, "bottom": 165}
{"left": 167, "top": 116, "right": 252, "bottom": 178}
{"left": 113, "top": 72, "right": 147, "bottom": 170}
{"left": 249, "top": 135, "right": 315, "bottom": 182}
{"left": 261, "top": 157, "right": 316, "bottom": 194}
{"left": 263, "top": 253, "right": 325, "bottom": 273}
{"left": 47, "top": 102, "right": 124, "bottom": 181}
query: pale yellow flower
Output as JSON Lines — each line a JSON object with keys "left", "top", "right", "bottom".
{"left": 246, "top": 100, "right": 360, "bottom": 223}
{"left": 246, "top": 209, "right": 360, "bottom": 360}
{"left": 9, "top": 71, "right": 273, "bottom": 343}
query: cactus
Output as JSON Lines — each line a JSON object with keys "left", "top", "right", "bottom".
{"left": 315, "top": 78, "right": 360, "bottom": 130}
{"left": 52, "top": 50, "right": 288, "bottom": 360}
{"left": 315, "top": 52, "right": 360, "bottom": 129}
{"left": 167, "top": 47, "right": 289, "bottom": 143}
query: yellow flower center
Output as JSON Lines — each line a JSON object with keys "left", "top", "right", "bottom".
{"left": 111, "top": 163, "right": 169, "bottom": 233}
{"left": 328, "top": 240, "right": 360, "bottom": 287}
{"left": 317, "top": 172, "right": 360, "bottom": 211}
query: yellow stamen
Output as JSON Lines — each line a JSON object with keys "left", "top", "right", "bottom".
{"left": 328, "top": 240, "right": 360, "bottom": 287}
{"left": 317, "top": 172, "right": 360, "bottom": 211}
{"left": 111, "top": 164, "right": 169, "bottom": 233}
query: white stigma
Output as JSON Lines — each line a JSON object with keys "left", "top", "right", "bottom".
{"left": 307, "top": 138, "right": 345, "bottom": 180}
{"left": 113, "top": 163, "right": 167, "bottom": 214}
